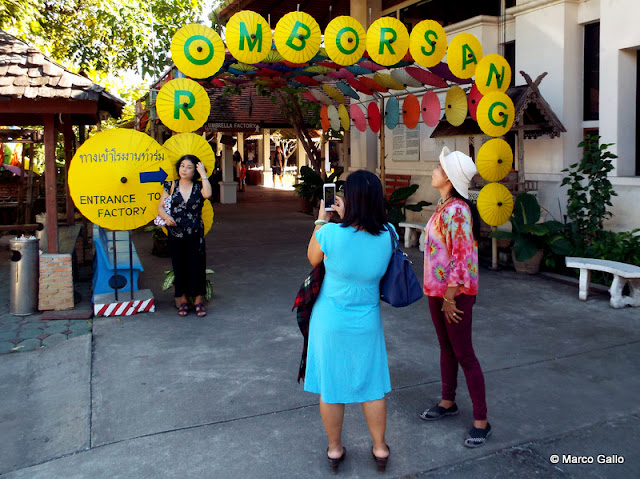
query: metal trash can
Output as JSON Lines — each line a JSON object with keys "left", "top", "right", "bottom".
{"left": 10, "top": 236, "right": 40, "bottom": 316}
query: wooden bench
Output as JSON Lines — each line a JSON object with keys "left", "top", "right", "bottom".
{"left": 398, "top": 221, "right": 426, "bottom": 252}
{"left": 385, "top": 174, "right": 411, "bottom": 200}
{"left": 92, "top": 225, "right": 143, "bottom": 300}
{"left": 565, "top": 256, "right": 640, "bottom": 308}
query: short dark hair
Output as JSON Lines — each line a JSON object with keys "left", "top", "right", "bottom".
{"left": 340, "top": 170, "right": 387, "bottom": 235}
{"left": 176, "top": 155, "right": 201, "bottom": 181}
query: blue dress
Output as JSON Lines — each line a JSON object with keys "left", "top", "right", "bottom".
{"left": 304, "top": 223, "right": 394, "bottom": 403}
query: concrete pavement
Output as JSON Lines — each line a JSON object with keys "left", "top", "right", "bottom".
{"left": 0, "top": 185, "right": 638, "bottom": 478}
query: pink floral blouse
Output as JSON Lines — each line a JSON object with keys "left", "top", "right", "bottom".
{"left": 423, "top": 198, "right": 478, "bottom": 297}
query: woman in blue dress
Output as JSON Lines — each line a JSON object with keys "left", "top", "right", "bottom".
{"left": 306, "top": 170, "right": 394, "bottom": 474}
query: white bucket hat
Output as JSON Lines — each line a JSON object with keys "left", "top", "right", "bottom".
{"left": 439, "top": 146, "right": 478, "bottom": 199}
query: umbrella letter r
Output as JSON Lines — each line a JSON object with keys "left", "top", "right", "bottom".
{"left": 174, "top": 90, "right": 196, "bottom": 120}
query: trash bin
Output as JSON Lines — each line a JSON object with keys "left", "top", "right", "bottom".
{"left": 10, "top": 236, "right": 40, "bottom": 316}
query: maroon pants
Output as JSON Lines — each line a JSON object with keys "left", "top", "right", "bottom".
{"left": 428, "top": 294, "right": 487, "bottom": 420}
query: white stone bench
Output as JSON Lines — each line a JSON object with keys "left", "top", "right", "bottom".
{"left": 398, "top": 221, "right": 426, "bottom": 252}
{"left": 565, "top": 256, "right": 640, "bottom": 308}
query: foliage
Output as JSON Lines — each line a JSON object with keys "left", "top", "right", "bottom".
{"left": 1, "top": 0, "right": 205, "bottom": 78}
{"left": 162, "top": 268, "right": 215, "bottom": 303}
{"left": 491, "top": 193, "right": 573, "bottom": 262}
{"left": 143, "top": 224, "right": 167, "bottom": 239}
{"left": 385, "top": 185, "right": 431, "bottom": 227}
{"left": 561, "top": 135, "right": 617, "bottom": 251}
{"left": 294, "top": 166, "right": 344, "bottom": 204}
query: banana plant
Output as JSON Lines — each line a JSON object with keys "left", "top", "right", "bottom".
{"left": 162, "top": 269, "right": 215, "bottom": 302}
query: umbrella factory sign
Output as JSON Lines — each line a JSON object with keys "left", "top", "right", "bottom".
{"left": 205, "top": 122, "right": 261, "bottom": 132}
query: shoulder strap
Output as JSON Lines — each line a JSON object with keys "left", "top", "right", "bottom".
{"left": 170, "top": 180, "right": 177, "bottom": 195}
{"left": 384, "top": 223, "right": 399, "bottom": 250}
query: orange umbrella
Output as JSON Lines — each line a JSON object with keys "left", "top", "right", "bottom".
{"left": 320, "top": 105, "right": 331, "bottom": 131}
{"left": 446, "top": 33, "right": 483, "bottom": 79}
{"left": 402, "top": 94, "right": 420, "bottom": 129}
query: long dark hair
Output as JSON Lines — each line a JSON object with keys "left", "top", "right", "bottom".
{"left": 451, "top": 188, "right": 481, "bottom": 241}
{"left": 340, "top": 170, "right": 387, "bottom": 235}
{"left": 176, "top": 154, "right": 201, "bottom": 181}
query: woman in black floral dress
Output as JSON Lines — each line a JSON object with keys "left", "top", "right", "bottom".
{"left": 157, "top": 155, "right": 212, "bottom": 317}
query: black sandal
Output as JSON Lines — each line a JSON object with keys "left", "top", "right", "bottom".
{"left": 420, "top": 403, "right": 458, "bottom": 421}
{"left": 327, "top": 447, "right": 346, "bottom": 475}
{"left": 177, "top": 303, "right": 189, "bottom": 317}
{"left": 372, "top": 445, "right": 390, "bottom": 472}
{"left": 194, "top": 303, "right": 207, "bottom": 317}
{"left": 464, "top": 423, "right": 492, "bottom": 448}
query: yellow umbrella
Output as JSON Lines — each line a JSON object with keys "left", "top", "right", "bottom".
{"left": 446, "top": 32, "right": 483, "bottom": 79}
{"left": 165, "top": 198, "right": 214, "bottom": 236}
{"left": 444, "top": 85, "right": 468, "bottom": 126}
{"left": 225, "top": 10, "right": 272, "bottom": 64}
{"left": 477, "top": 182, "right": 514, "bottom": 227}
{"left": 338, "top": 104, "right": 350, "bottom": 131}
{"left": 304, "top": 65, "right": 334, "bottom": 74}
{"left": 156, "top": 78, "right": 211, "bottom": 133}
{"left": 163, "top": 133, "right": 216, "bottom": 181}
{"left": 322, "top": 84, "right": 346, "bottom": 104}
{"left": 476, "top": 138, "right": 513, "bottom": 182}
{"left": 366, "top": 17, "right": 409, "bottom": 66}
{"left": 324, "top": 16, "right": 366, "bottom": 66}
{"left": 409, "top": 19, "right": 447, "bottom": 68}
{"left": 274, "top": 11, "right": 322, "bottom": 64}
{"left": 262, "top": 48, "right": 284, "bottom": 64}
{"left": 170, "top": 24, "right": 225, "bottom": 79}
{"left": 475, "top": 54, "right": 512, "bottom": 95}
{"left": 373, "top": 73, "right": 405, "bottom": 90}
{"left": 69, "top": 129, "right": 178, "bottom": 231}
{"left": 477, "top": 91, "right": 515, "bottom": 137}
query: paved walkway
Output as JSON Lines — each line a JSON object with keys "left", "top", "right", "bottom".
{"left": 0, "top": 185, "right": 638, "bottom": 478}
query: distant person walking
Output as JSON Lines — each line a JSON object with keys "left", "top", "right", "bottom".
{"left": 420, "top": 147, "right": 490, "bottom": 447}
{"left": 238, "top": 160, "right": 246, "bottom": 192}
{"left": 305, "top": 170, "right": 394, "bottom": 474}
{"left": 157, "top": 154, "right": 212, "bottom": 318}
{"left": 272, "top": 145, "right": 284, "bottom": 187}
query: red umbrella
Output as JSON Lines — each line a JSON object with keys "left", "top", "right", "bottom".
{"left": 256, "top": 68, "right": 281, "bottom": 78}
{"left": 421, "top": 90, "right": 441, "bottom": 127}
{"left": 402, "top": 94, "right": 420, "bottom": 129}
{"left": 350, "top": 104, "right": 367, "bottom": 132}
{"left": 360, "top": 76, "right": 388, "bottom": 93}
{"left": 302, "top": 91, "right": 321, "bottom": 104}
{"left": 357, "top": 60, "right": 386, "bottom": 72}
{"left": 327, "top": 68, "right": 355, "bottom": 80}
{"left": 209, "top": 78, "right": 226, "bottom": 87}
{"left": 294, "top": 76, "right": 320, "bottom": 87}
{"left": 429, "top": 62, "right": 472, "bottom": 84}
{"left": 348, "top": 77, "right": 375, "bottom": 95}
{"left": 316, "top": 61, "right": 342, "bottom": 69}
{"left": 405, "top": 67, "right": 448, "bottom": 88}
{"left": 468, "top": 83, "right": 483, "bottom": 121}
{"left": 367, "top": 102, "right": 381, "bottom": 133}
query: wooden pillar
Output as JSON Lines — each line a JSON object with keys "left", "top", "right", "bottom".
{"left": 517, "top": 129, "right": 525, "bottom": 189}
{"left": 379, "top": 97, "right": 386, "bottom": 192}
{"left": 43, "top": 115, "right": 58, "bottom": 253}
{"left": 62, "top": 115, "right": 75, "bottom": 225}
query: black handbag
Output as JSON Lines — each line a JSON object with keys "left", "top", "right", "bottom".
{"left": 380, "top": 224, "right": 423, "bottom": 307}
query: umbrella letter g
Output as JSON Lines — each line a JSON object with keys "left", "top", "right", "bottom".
{"left": 174, "top": 90, "right": 196, "bottom": 120}
{"left": 488, "top": 101, "right": 508, "bottom": 128}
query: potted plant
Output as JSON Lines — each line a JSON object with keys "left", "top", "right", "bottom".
{"left": 162, "top": 268, "right": 215, "bottom": 302}
{"left": 490, "top": 193, "right": 573, "bottom": 274}
{"left": 294, "top": 166, "right": 344, "bottom": 215}
{"left": 143, "top": 225, "right": 170, "bottom": 257}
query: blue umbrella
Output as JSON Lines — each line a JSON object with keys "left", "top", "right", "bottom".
{"left": 385, "top": 96, "right": 399, "bottom": 130}
{"left": 336, "top": 81, "right": 360, "bottom": 101}
{"left": 346, "top": 64, "right": 373, "bottom": 75}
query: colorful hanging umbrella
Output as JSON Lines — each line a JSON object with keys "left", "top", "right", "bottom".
{"left": 345, "top": 64, "right": 372, "bottom": 76}
{"left": 225, "top": 10, "right": 272, "bottom": 64}
{"left": 477, "top": 182, "right": 514, "bottom": 227}
{"left": 201, "top": 200, "right": 214, "bottom": 235}
{"left": 348, "top": 77, "right": 375, "bottom": 96}
{"left": 446, "top": 33, "right": 483, "bottom": 79}
{"left": 338, "top": 104, "right": 350, "bottom": 131}
{"left": 328, "top": 105, "right": 341, "bottom": 131}
{"left": 402, "top": 94, "right": 420, "bottom": 129}
{"left": 429, "top": 62, "right": 471, "bottom": 84}
{"left": 261, "top": 48, "right": 284, "bottom": 64}
{"left": 274, "top": 11, "right": 322, "bottom": 64}
{"left": 444, "top": 85, "right": 468, "bottom": 127}
{"left": 304, "top": 65, "right": 334, "bottom": 74}
{"left": 69, "top": 129, "right": 178, "bottom": 230}
{"left": 374, "top": 73, "right": 405, "bottom": 91}
{"left": 360, "top": 76, "right": 388, "bottom": 93}
{"left": 357, "top": 60, "right": 386, "bottom": 72}
{"left": 404, "top": 66, "right": 448, "bottom": 88}
{"left": 209, "top": 78, "right": 227, "bottom": 88}
{"left": 368, "top": 102, "right": 381, "bottom": 133}
{"left": 421, "top": 90, "right": 441, "bottom": 127}
{"left": 163, "top": 133, "right": 216, "bottom": 181}
{"left": 311, "top": 89, "right": 334, "bottom": 105}
{"left": 316, "top": 60, "right": 342, "bottom": 69}
{"left": 385, "top": 96, "right": 399, "bottom": 130}
{"left": 409, "top": 19, "right": 447, "bottom": 68}
{"left": 320, "top": 105, "right": 331, "bottom": 130}
{"left": 336, "top": 81, "right": 360, "bottom": 100}
{"left": 156, "top": 78, "right": 211, "bottom": 133}
{"left": 468, "top": 83, "right": 483, "bottom": 121}
{"left": 328, "top": 68, "right": 355, "bottom": 80}
{"left": 350, "top": 104, "right": 367, "bottom": 132}
{"left": 171, "top": 24, "right": 225, "bottom": 79}
{"left": 312, "top": 74, "right": 334, "bottom": 83}
{"left": 322, "top": 84, "right": 346, "bottom": 104}
{"left": 228, "top": 62, "right": 257, "bottom": 75}
{"left": 476, "top": 138, "right": 513, "bottom": 182}
{"left": 390, "top": 69, "right": 423, "bottom": 88}
{"left": 477, "top": 91, "right": 515, "bottom": 137}
{"left": 302, "top": 91, "right": 321, "bottom": 104}
{"left": 324, "top": 16, "right": 367, "bottom": 66}
{"left": 366, "top": 17, "right": 410, "bottom": 66}
{"left": 294, "top": 75, "right": 320, "bottom": 86}
{"left": 475, "top": 54, "right": 512, "bottom": 95}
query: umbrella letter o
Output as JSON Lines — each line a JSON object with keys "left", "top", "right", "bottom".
{"left": 184, "top": 36, "right": 214, "bottom": 65}
{"left": 336, "top": 27, "right": 359, "bottom": 55}
{"left": 174, "top": 90, "right": 195, "bottom": 120}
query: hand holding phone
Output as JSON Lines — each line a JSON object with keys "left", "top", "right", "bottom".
{"left": 323, "top": 183, "right": 336, "bottom": 211}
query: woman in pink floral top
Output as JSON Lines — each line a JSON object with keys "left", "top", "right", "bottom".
{"left": 420, "top": 147, "right": 491, "bottom": 448}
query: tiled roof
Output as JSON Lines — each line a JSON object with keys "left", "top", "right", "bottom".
{"left": 0, "top": 30, "right": 124, "bottom": 117}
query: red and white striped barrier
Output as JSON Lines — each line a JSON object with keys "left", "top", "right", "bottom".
{"left": 94, "top": 298, "right": 155, "bottom": 317}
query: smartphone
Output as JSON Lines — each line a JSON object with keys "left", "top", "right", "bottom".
{"left": 323, "top": 183, "right": 336, "bottom": 211}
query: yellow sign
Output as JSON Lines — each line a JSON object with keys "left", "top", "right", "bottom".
{"left": 156, "top": 78, "right": 211, "bottom": 133}
{"left": 477, "top": 91, "right": 515, "bottom": 137}
{"left": 409, "top": 19, "right": 447, "bottom": 68}
{"left": 475, "top": 54, "right": 512, "bottom": 95}
{"left": 225, "top": 10, "right": 273, "bottom": 64}
{"left": 69, "top": 129, "right": 177, "bottom": 231}
{"left": 274, "top": 11, "right": 322, "bottom": 64}
{"left": 170, "top": 24, "right": 225, "bottom": 79}
{"left": 366, "top": 17, "right": 410, "bottom": 66}
{"left": 447, "top": 33, "right": 483, "bottom": 79}
{"left": 324, "top": 16, "right": 366, "bottom": 66}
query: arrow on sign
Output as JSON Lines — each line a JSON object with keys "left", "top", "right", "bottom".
{"left": 139, "top": 168, "right": 168, "bottom": 184}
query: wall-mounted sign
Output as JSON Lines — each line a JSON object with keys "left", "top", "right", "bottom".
{"left": 205, "top": 122, "right": 261, "bottom": 132}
